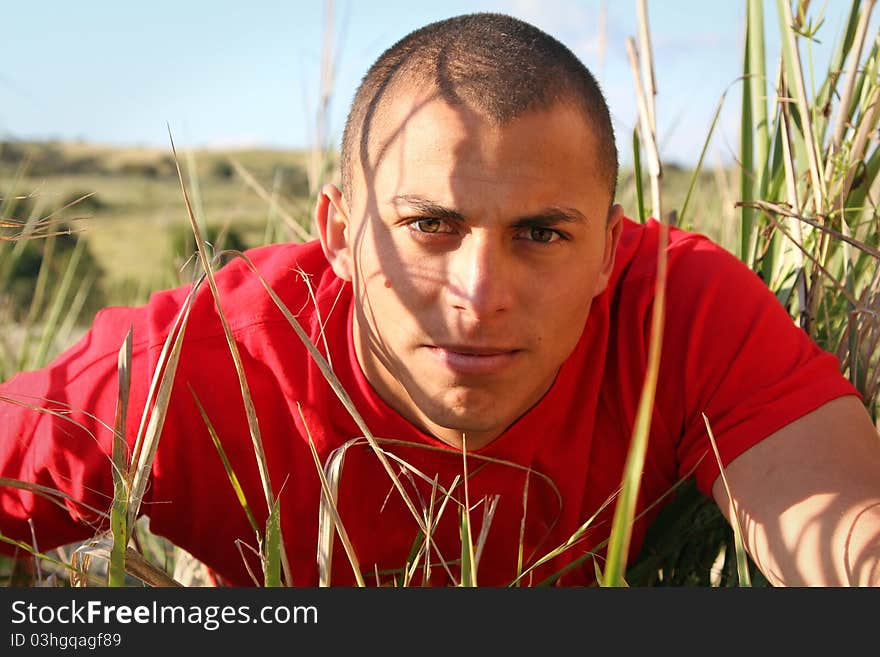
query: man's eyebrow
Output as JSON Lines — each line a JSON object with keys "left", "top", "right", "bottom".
{"left": 391, "top": 195, "right": 588, "bottom": 225}
{"left": 512, "top": 206, "right": 588, "bottom": 226}
{"left": 391, "top": 195, "right": 465, "bottom": 221}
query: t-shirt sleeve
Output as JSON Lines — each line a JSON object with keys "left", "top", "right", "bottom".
{"left": 0, "top": 304, "right": 154, "bottom": 554}
{"left": 659, "top": 234, "right": 861, "bottom": 497}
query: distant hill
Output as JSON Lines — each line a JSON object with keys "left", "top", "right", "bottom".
{"left": 0, "top": 139, "right": 323, "bottom": 183}
{"left": 0, "top": 140, "right": 333, "bottom": 307}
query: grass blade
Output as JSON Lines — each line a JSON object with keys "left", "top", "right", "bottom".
{"left": 741, "top": 0, "right": 758, "bottom": 264}
{"left": 306, "top": 435, "right": 365, "bottom": 586}
{"left": 167, "top": 129, "right": 292, "bottom": 587}
{"left": 511, "top": 484, "right": 619, "bottom": 586}
{"left": 127, "top": 279, "right": 198, "bottom": 534}
{"left": 190, "top": 388, "right": 261, "bottom": 538}
{"left": 602, "top": 219, "right": 669, "bottom": 586}
{"left": 748, "top": 0, "right": 770, "bottom": 201}
{"left": 602, "top": 13, "right": 669, "bottom": 586}
{"left": 702, "top": 414, "right": 751, "bottom": 586}
{"left": 108, "top": 328, "right": 133, "bottom": 586}
{"left": 458, "top": 436, "right": 476, "bottom": 587}
{"left": 824, "top": 0, "right": 874, "bottom": 179}
{"left": 216, "top": 250, "right": 436, "bottom": 548}
{"left": 632, "top": 127, "right": 646, "bottom": 224}
{"left": 264, "top": 497, "right": 282, "bottom": 587}
{"left": 777, "top": 0, "right": 828, "bottom": 213}
{"left": 229, "top": 159, "right": 312, "bottom": 242}
{"left": 28, "top": 236, "right": 86, "bottom": 370}
{"left": 679, "top": 90, "right": 728, "bottom": 227}
{"left": 626, "top": 37, "right": 662, "bottom": 220}
{"left": 0, "top": 474, "right": 108, "bottom": 520}
{"left": 0, "top": 532, "right": 79, "bottom": 575}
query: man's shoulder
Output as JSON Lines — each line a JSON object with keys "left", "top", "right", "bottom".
{"left": 215, "top": 238, "right": 334, "bottom": 293}
{"left": 116, "top": 238, "right": 343, "bottom": 347}
{"left": 611, "top": 217, "right": 742, "bottom": 291}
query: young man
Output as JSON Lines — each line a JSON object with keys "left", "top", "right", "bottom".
{"left": 2, "top": 13, "right": 879, "bottom": 586}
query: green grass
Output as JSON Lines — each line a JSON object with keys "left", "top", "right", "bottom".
{"left": 0, "top": 141, "right": 318, "bottom": 306}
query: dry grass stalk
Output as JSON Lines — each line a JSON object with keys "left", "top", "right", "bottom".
{"left": 625, "top": 37, "right": 662, "bottom": 220}
{"left": 307, "top": 0, "right": 338, "bottom": 198}
{"left": 825, "top": 0, "right": 877, "bottom": 179}
{"left": 73, "top": 538, "right": 183, "bottom": 587}
{"left": 215, "top": 252, "right": 437, "bottom": 551}
{"left": 312, "top": 435, "right": 360, "bottom": 586}
{"left": 127, "top": 277, "right": 198, "bottom": 533}
{"left": 740, "top": 199, "right": 880, "bottom": 260}
{"left": 636, "top": 0, "right": 657, "bottom": 135}
{"left": 304, "top": 431, "right": 365, "bottom": 586}
{"left": 737, "top": 201, "right": 863, "bottom": 306}
{"left": 778, "top": 74, "right": 809, "bottom": 323}
{"left": 702, "top": 414, "right": 751, "bottom": 586}
{"left": 779, "top": 0, "right": 828, "bottom": 214}
{"left": 515, "top": 470, "right": 531, "bottom": 584}
{"left": 472, "top": 495, "right": 500, "bottom": 573}
{"left": 167, "top": 131, "right": 293, "bottom": 587}
{"left": 0, "top": 473, "right": 109, "bottom": 521}
{"left": 228, "top": 158, "right": 312, "bottom": 242}
{"left": 835, "top": 85, "right": 880, "bottom": 206}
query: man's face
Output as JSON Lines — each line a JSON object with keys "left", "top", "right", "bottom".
{"left": 320, "top": 90, "right": 623, "bottom": 449}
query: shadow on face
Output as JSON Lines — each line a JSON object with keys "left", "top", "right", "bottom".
{"left": 320, "top": 48, "right": 622, "bottom": 448}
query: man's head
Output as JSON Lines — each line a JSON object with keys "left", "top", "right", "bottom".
{"left": 317, "top": 13, "right": 624, "bottom": 449}
{"left": 340, "top": 12, "right": 619, "bottom": 206}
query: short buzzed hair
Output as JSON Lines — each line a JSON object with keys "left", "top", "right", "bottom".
{"left": 340, "top": 12, "right": 618, "bottom": 204}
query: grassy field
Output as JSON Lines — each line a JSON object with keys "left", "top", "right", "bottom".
{"left": 1, "top": 141, "right": 322, "bottom": 308}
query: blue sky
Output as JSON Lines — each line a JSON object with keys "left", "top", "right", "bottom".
{"left": 1, "top": 1, "right": 872, "bottom": 166}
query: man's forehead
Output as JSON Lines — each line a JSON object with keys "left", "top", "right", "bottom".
{"left": 355, "top": 85, "right": 598, "bottom": 176}
{"left": 366, "top": 85, "right": 464, "bottom": 152}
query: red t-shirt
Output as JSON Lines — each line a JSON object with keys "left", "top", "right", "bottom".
{"left": 0, "top": 217, "right": 859, "bottom": 586}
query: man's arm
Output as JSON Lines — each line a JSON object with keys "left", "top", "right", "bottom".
{"left": 712, "top": 394, "right": 880, "bottom": 586}
{"left": 0, "top": 305, "right": 154, "bottom": 555}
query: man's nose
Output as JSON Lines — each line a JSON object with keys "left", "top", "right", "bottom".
{"left": 446, "top": 232, "right": 513, "bottom": 319}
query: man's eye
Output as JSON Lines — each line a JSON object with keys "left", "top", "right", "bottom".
{"left": 518, "top": 227, "right": 562, "bottom": 243}
{"left": 409, "top": 218, "right": 452, "bottom": 234}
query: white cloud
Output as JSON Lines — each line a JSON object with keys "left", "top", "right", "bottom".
{"left": 493, "top": 0, "right": 611, "bottom": 68}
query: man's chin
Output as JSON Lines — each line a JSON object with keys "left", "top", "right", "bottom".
{"left": 400, "top": 370, "right": 546, "bottom": 447}
{"left": 416, "top": 397, "right": 515, "bottom": 447}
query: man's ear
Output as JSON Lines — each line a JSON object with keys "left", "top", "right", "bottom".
{"left": 592, "top": 203, "right": 625, "bottom": 297}
{"left": 315, "top": 183, "right": 353, "bottom": 281}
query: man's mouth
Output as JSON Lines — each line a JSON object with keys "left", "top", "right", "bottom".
{"left": 424, "top": 344, "right": 522, "bottom": 376}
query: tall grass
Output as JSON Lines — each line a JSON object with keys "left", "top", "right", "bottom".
{"left": 738, "top": 0, "right": 879, "bottom": 420}
{"left": 0, "top": 173, "right": 98, "bottom": 379}
{"left": 618, "top": 0, "right": 879, "bottom": 587}
{"left": 603, "top": 0, "right": 669, "bottom": 587}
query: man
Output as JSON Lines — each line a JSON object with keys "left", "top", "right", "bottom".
{"left": 2, "top": 13, "right": 879, "bottom": 586}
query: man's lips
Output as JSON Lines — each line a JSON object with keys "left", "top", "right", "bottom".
{"left": 424, "top": 344, "right": 522, "bottom": 375}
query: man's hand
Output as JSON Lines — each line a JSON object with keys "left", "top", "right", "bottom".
{"left": 712, "top": 394, "right": 880, "bottom": 586}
